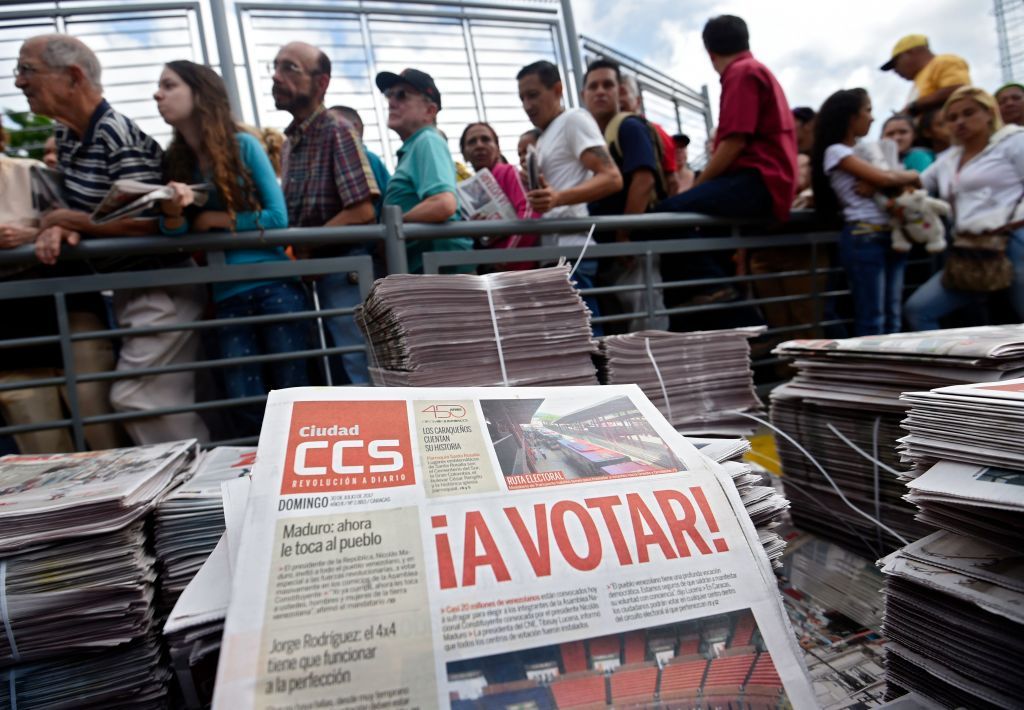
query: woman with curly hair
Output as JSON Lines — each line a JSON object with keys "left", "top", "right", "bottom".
{"left": 155, "top": 60, "right": 309, "bottom": 434}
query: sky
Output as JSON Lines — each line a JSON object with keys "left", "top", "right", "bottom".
{"left": 571, "top": 0, "right": 1003, "bottom": 140}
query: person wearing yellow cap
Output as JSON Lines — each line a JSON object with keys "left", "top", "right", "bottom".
{"left": 881, "top": 34, "right": 971, "bottom": 118}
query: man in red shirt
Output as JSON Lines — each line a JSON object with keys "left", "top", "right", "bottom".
{"left": 655, "top": 14, "right": 797, "bottom": 222}
{"left": 652, "top": 15, "right": 798, "bottom": 328}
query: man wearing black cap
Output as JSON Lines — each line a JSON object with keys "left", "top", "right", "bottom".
{"left": 376, "top": 68, "right": 471, "bottom": 274}
{"left": 671, "top": 134, "right": 695, "bottom": 193}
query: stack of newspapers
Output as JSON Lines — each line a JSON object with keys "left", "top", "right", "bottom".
{"left": 355, "top": 264, "right": 599, "bottom": 386}
{"left": 880, "top": 377, "right": 1024, "bottom": 706}
{"left": 695, "top": 438, "right": 789, "bottom": 565}
{"left": 770, "top": 324, "right": 1024, "bottom": 558}
{"left": 154, "top": 446, "right": 256, "bottom": 609}
{"left": 168, "top": 385, "right": 816, "bottom": 709}
{"left": 600, "top": 327, "right": 765, "bottom": 436}
{"left": 0, "top": 441, "right": 196, "bottom": 708}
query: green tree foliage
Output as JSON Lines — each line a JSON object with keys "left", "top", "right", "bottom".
{"left": 3, "top": 111, "right": 54, "bottom": 160}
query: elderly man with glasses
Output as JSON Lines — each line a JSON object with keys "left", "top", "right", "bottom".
{"left": 11, "top": 33, "right": 208, "bottom": 447}
{"left": 273, "top": 41, "right": 379, "bottom": 385}
{"left": 376, "top": 68, "right": 472, "bottom": 273}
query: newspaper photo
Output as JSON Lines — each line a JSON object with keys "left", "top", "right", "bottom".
{"left": 89, "top": 179, "right": 210, "bottom": 224}
{"left": 456, "top": 167, "right": 517, "bottom": 222}
{"left": 212, "top": 385, "right": 815, "bottom": 709}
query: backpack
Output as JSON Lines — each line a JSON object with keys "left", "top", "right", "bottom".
{"left": 603, "top": 112, "right": 669, "bottom": 207}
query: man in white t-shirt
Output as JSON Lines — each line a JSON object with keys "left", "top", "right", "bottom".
{"left": 516, "top": 60, "right": 622, "bottom": 244}
{"left": 517, "top": 60, "right": 622, "bottom": 333}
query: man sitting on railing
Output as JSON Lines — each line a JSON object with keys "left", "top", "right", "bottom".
{"left": 273, "top": 41, "right": 381, "bottom": 386}
{"left": 652, "top": 15, "right": 798, "bottom": 321}
{"left": 16, "top": 33, "right": 208, "bottom": 446}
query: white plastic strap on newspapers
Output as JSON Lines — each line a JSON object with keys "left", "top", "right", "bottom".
{"left": 483, "top": 274, "right": 510, "bottom": 386}
{"left": 567, "top": 224, "right": 596, "bottom": 281}
{"left": 643, "top": 337, "right": 673, "bottom": 423}
{"left": 362, "top": 327, "right": 388, "bottom": 387}
{"left": 0, "top": 561, "right": 19, "bottom": 664}
{"left": 731, "top": 409, "right": 910, "bottom": 547}
{"left": 6, "top": 668, "right": 14, "bottom": 710}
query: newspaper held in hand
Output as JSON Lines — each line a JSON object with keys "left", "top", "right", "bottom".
{"left": 456, "top": 167, "right": 517, "bottom": 221}
{"left": 212, "top": 385, "right": 815, "bottom": 709}
{"left": 90, "top": 179, "right": 211, "bottom": 225}
{"left": 29, "top": 164, "right": 66, "bottom": 213}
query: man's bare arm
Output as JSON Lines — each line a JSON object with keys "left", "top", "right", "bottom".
{"left": 526, "top": 146, "right": 623, "bottom": 213}
{"left": 694, "top": 135, "right": 748, "bottom": 187}
{"left": 404, "top": 192, "right": 457, "bottom": 223}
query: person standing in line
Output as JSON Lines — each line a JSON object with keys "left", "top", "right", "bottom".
{"left": 880, "top": 34, "right": 971, "bottom": 121}
{"left": 375, "top": 68, "right": 473, "bottom": 274}
{"left": 272, "top": 41, "right": 379, "bottom": 385}
{"left": 619, "top": 73, "right": 679, "bottom": 195}
{"left": 881, "top": 114, "right": 935, "bottom": 171}
{"left": 516, "top": 60, "right": 622, "bottom": 333}
{"left": 811, "top": 88, "right": 921, "bottom": 336}
{"left": 155, "top": 60, "right": 306, "bottom": 437}
{"left": 328, "top": 105, "right": 391, "bottom": 218}
{"left": 671, "top": 134, "right": 695, "bottom": 194}
{"left": 459, "top": 121, "right": 537, "bottom": 270}
{"left": 904, "top": 87, "right": 1024, "bottom": 330}
{"left": 517, "top": 128, "right": 540, "bottom": 171}
{"left": 995, "top": 83, "right": 1024, "bottom": 127}
{"left": 22, "top": 34, "right": 207, "bottom": 445}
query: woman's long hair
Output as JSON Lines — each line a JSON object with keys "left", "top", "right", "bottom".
{"left": 162, "top": 60, "right": 257, "bottom": 227}
{"left": 810, "top": 88, "right": 867, "bottom": 220}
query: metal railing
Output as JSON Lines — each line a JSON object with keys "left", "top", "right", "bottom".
{"left": 0, "top": 209, "right": 858, "bottom": 450}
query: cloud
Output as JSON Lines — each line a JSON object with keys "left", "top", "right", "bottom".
{"left": 574, "top": 0, "right": 1000, "bottom": 140}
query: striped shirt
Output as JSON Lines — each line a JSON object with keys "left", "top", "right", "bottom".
{"left": 55, "top": 99, "right": 163, "bottom": 213}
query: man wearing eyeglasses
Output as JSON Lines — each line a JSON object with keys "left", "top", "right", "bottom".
{"left": 375, "top": 68, "right": 472, "bottom": 274}
{"left": 273, "top": 41, "right": 379, "bottom": 385}
{"left": 12, "top": 34, "right": 207, "bottom": 446}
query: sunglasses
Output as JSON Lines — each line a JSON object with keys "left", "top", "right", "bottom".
{"left": 384, "top": 87, "right": 421, "bottom": 102}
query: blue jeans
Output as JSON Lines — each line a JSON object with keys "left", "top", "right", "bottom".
{"left": 654, "top": 168, "right": 774, "bottom": 218}
{"left": 838, "top": 225, "right": 907, "bottom": 335}
{"left": 317, "top": 271, "right": 370, "bottom": 385}
{"left": 217, "top": 281, "right": 312, "bottom": 432}
{"left": 905, "top": 227, "right": 1024, "bottom": 331}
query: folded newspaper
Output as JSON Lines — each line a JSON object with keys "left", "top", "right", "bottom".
{"left": 89, "top": 179, "right": 210, "bottom": 225}
{"left": 212, "top": 385, "right": 815, "bottom": 708}
{"left": 456, "top": 167, "right": 517, "bottom": 221}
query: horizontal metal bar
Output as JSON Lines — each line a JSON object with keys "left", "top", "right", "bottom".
{"left": 0, "top": 254, "right": 373, "bottom": 299}
{"left": 0, "top": 2, "right": 200, "bottom": 20}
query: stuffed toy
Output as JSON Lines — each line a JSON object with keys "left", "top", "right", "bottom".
{"left": 887, "top": 189, "right": 950, "bottom": 253}
{"left": 853, "top": 139, "right": 949, "bottom": 253}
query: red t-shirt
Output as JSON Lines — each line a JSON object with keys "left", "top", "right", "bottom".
{"left": 652, "top": 121, "right": 678, "bottom": 174}
{"left": 714, "top": 51, "right": 798, "bottom": 222}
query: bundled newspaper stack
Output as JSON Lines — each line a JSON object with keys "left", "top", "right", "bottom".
{"left": 880, "top": 532, "right": 1024, "bottom": 707}
{"left": 876, "top": 378, "right": 1024, "bottom": 706}
{"left": 356, "top": 264, "right": 599, "bottom": 386}
{"left": 770, "top": 325, "right": 1024, "bottom": 558}
{"left": 600, "top": 327, "right": 765, "bottom": 436}
{"left": 0, "top": 441, "right": 196, "bottom": 708}
{"left": 154, "top": 447, "right": 256, "bottom": 609}
{"left": 696, "top": 438, "right": 790, "bottom": 566}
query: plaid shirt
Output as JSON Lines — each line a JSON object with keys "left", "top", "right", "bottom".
{"left": 281, "top": 106, "right": 379, "bottom": 229}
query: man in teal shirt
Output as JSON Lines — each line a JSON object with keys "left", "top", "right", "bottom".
{"left": 375, "top": 68, "right": 472, "bottom": 273}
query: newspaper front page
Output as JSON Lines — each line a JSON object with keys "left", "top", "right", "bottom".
{"left": 213, "top": 386, "right": 813, "bottom": 708}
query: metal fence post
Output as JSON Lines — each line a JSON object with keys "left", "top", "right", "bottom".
{"left": 643, "top": 250, "right": 656, "bottom": 325}
{"left": 383, "top": 205, "right": 409, "bottom": 275}
{"left": 54, "top": 292, "right": 86, "bottom": 451}
{"left": 810, "top": 240, "right": 823, "bottom": 330}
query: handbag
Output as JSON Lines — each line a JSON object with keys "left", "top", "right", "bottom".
{"left": 942, "top": 189, "right": 1024, "bottom": 293}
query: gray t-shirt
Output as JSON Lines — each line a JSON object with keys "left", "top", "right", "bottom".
{"left": 825, "top": 143, "right": 889, "bottom": 225}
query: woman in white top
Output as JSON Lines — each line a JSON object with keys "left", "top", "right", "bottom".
{"left": 811, "top": 88, "right": 921, "bottom": 335}
{"left": 904, "top": 86, "right": 1024, "bottom": 331}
